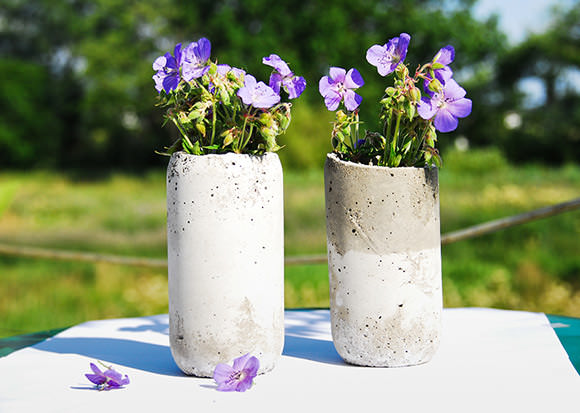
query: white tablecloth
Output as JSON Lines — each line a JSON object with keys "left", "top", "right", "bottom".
{"left": 0, "top": 308, "right": 578, "bottom": 412}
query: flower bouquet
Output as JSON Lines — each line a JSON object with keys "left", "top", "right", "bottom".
{"left": 319, "top": 33, "right": 472, "bottom": 167}
{"left": 153, "top": 37, "right": 306, "bottom": 155}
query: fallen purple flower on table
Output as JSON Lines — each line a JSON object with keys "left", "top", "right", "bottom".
{"left": 213, "top": 353, "right": 259, "bottom": 392}
{"left": 237, "top": 74, "right": 280, "bottom": 109}
{"left": 366, "top": 33, "right": 411, "bottom": 76}
{"left": 263, "top": 54, "right": 306, "bottom": 99}
{"left": 319, "top": 67, "right": 364, "bottom": 111}
{"left": 417, "top": 78, "right": 472, "bottom": 133}
{"left": 85, "top": 362, "right": 130, "bottom": 391}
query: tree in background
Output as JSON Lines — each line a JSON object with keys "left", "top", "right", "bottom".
{"left": 494, "top": 3, "right": 580, "bottom": 164}
{"left": 2, "top": 0, "right": 566, "bottom": 170}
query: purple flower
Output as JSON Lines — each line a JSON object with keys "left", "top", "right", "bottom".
{"left": 152, "top": 43, "right": 183, "bottom": 93}
{"left": 182, "top": 37, "right": 211, "bottom": 82}
{"left": 85, "top": 362, "right": 130, "bottom": 391}
{"left": 417, "top": 78, "right": 472, "bottom": 132}
{"left": 262, "top": 54, "right": 306, "bottom": 99}
{"left": 237, "top": 74, "right": 280, "bottom": 109}
{"left": 366, "top": 33, "right": 411, "bottom": 76}
{"left": 427, "top": 45, "right": 455, "bottom": 89}
{"left": 213, "top": 353, "right": 259, "bottom": 392}
{"left": 319, "top": 67, "right": 364, "bottom": 111}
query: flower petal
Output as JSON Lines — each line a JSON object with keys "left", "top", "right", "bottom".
{"left": 253, "top": 82, "right": 281, "bottom": 108}
{"left": 343, "top": 90, "right": 362, "bottom": 111}
{"left": 447, "top": 97, "right": 472, "bottom": 118}
{"left": 434, "top": 66, "right": 453, "bottom": 85}
{"left": 262, "top": 54, "right": 292, "bottom": 76}
{"left": 162, "top": 73, "right": 180, "bottom": 93}
{"left": 319, "top": 76, "right": 334, "bottom": 97}
{"left": 89, "top": 363, "right": 103, "bottom": 375}
{"left": 196, "top": 38, "right": 211, "bottom": 62}
{"left": 436, "top": 45, "right": 455, "bottom": 66}
{"left": 213, "top": 363, "right": 234, "bottom": 384}
{"left": 324, "top": 92, "right": 342, "bottom": 111}
{"left": 434, "top": 109, "right": 459, "bottom": 132}
{"left": 366, "top": 44, "right": 388, "bottom": 67}
{"left": 173, "top": 43, "right": 183, "bottom": 65}
{"left": 443, "top": 79, "right": 466, "bottom": 100}
{"left": 85, "top": 374, "right": 107, "bottom": 385}
{"left": 417, "top": 97, "right": 436, "bottom": 120}
{"left": 283, "top": 75, "right": 306, "bottom": 99}
{"left": 232, "top": 353, "right": 252, "bottom": 371}
{"left": 269, "top": 72, "right": 282, "bottom": 95}
{"left": 152, "top": 56, "right": 167, "bottom": 71}
{"left": 395, "top": 33, "right": 411, "bottom": 63}
{"left": 328, "top": 67, "right": 346, "bottom": 83}
{"left": 344, "top": 68, "right": 364, "bottom": 89}
{"left": 242, "top": 356, "right": 260, "bottom": 377}
{"left": 235, "top": 376, "right": 253, "bottom": 392}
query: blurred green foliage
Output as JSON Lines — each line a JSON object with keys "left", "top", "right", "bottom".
{"left": 5, "top": 0, "right": 578, "bottom": 169}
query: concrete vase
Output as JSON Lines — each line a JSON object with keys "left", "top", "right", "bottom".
{"left": 167, "top": 151, "right": 284, "bottom": 377}
{"left": 324, "top": 153, "right": 442, "bottom": 367}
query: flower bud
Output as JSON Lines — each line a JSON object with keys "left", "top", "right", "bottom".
{"left": 409, "top": 86, "right": 421, "bottom": 103}
{"left": 428, "top": 78, "right": 443, "bottom": 93}
{"left": 395, "top": 63, "right": 409, "bottom": 79}
{"left": 259, "top": 112, "right": 275, "bottom": 128}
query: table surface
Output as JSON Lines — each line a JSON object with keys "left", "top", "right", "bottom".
{"left": 1, "top": 308, "right": 579, "bottom": 413}
{"left": 2, "top": 310, "right": 579, "bottom": 374}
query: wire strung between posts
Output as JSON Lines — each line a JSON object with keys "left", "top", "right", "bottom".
{"left": 0, "top": 197, "right": 579, "bottom": 267}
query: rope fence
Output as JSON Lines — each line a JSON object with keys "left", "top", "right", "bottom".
{"left": 0, "top": 197, "right": 579, "bottom": 268}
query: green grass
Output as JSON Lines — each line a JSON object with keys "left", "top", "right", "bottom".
{"left": 1, "top": 148, "right": 580, "bottom": 337}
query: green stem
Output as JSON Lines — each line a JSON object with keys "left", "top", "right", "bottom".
{"left": 382, "top": 108, "right": 393, "bottom": 166}
{"left": 171, "top": 116, "right": 195, "bottom": 152}
{"left": 238, "top": 114, "right": 249, "bottom": 153}
{"left": 349, "top": 112, "right": 358, "bottom": 151}
{"left": 390, "top": 112, "right": 402, "bottom": 166}
{"left": 210, "top": 101, "right": 217, "bottom": 149}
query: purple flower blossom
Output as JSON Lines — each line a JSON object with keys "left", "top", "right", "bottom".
{"left": 182, "top": 37, "right": 211, "bottom": 82}
{"left": 366, "top": 33, "right": 411, "bottom": 76}
{"left": 417, "top": 78, "right": 472, "bottom": 132}
{"left": 237, "top": 74, "right": 280, "bottom": 109}
{"left": 85, "top": 362, "right": 130, "bottom": 391}
{"left": 319, "top": 67, "right": 364, "bottom": 111}
{"left": 152, "top": 43, "right": 183, "bottom": 93}
{"left": 262, "top": 54, "right": 306, "bottom": 99}
{"left": 427, "top": 45, "right": 455, "bottom": 88}
{"left": 213, "top": 353, "right": 259, "bottom": 392}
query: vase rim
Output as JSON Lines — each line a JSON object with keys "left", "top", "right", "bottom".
{"left": 326, "top": 152, "right": 437, "bottom": 171}
{"left": 172, "top": 151, "right": 278, "bottom": 160}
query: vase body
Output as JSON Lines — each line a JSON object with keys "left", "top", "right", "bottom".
{"left": 324, "top": 153, "right": 442, "bottom": 367}
{"left": 167, "top": 151, "right": 284, "bottom": 377}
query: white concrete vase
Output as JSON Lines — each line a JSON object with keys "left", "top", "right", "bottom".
{"left": 167, "top": 151, "right": 284, "bottom": 377}
{"left": 324, "top": 153, "right": 442, "bottom": 367}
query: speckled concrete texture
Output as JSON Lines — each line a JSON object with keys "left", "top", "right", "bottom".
{"left": 324, "top": 153, "right": 442, "bottom": 367}
{"left": 167, "top": 152, "right": 284, "bottom": 377}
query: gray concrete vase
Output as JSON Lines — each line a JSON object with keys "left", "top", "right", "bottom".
{"left": 324, "top": 153, "right": 442, "bottom": 367}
